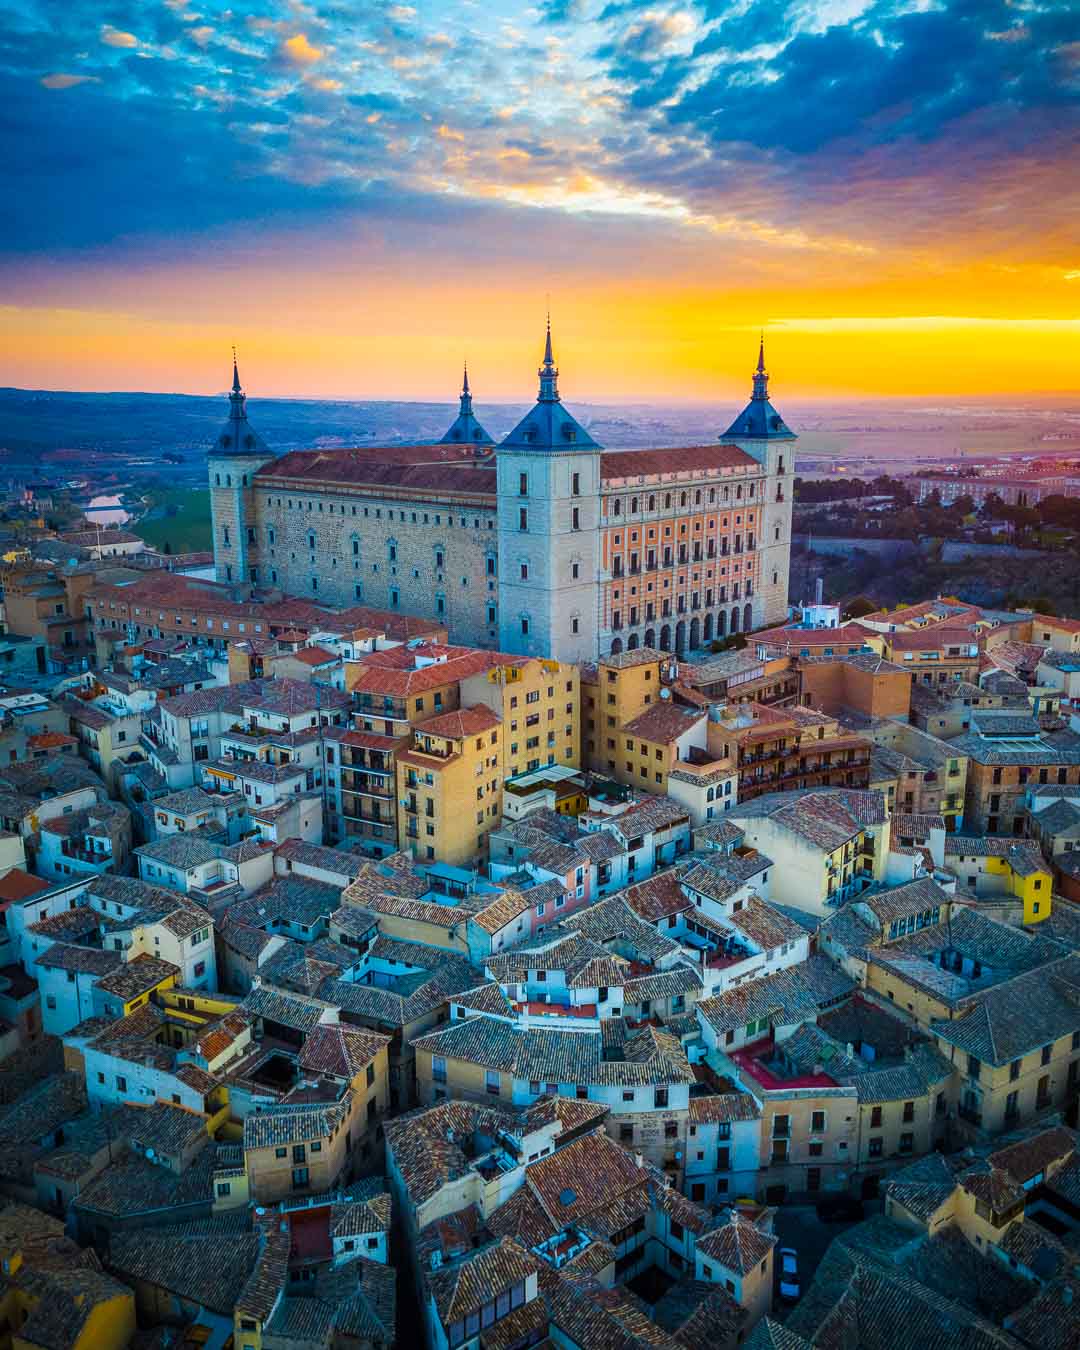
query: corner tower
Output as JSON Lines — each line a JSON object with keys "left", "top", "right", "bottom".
{"left": 721, "top": 339, "right": 796, "bottom": 628}
{"left": 496, "top": 323, "right": 602, "bottom": 663}
{"left": 208, "top": 356, "right": 275, "bottom": 585}
{"left": 440, "top": 364, "right": 493, "bottom": 445}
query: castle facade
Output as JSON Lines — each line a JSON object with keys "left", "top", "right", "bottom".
{"left": 208, "top": 330, "right": 795, "bottom": 663}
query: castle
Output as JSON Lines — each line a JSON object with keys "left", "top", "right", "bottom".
{"left": 208, "top": 327, "right": 795, "bottom": 663}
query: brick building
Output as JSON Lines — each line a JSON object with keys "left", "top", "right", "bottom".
{"left": 207, "top": 334, "right": 794, "bottom": 663}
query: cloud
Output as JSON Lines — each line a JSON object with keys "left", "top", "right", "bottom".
{"left": 101, "top": 26, "right": 138, "bottom": 48}
{"left": 40, "top": 73, "right": 99, "bottom": 89}
{"left": 280, "top": 32, "right": 323, "bottom": 65}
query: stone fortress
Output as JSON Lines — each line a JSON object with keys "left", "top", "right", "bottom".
{"left": 209, "top": 326, "right": 795, "bottom": 663}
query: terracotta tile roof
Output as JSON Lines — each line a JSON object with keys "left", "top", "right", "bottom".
{"left": 623, "top": 702, "right": 706, "bottom": 745}
{"left": 257, "top": 451, "right": 498, "bottom": 500}
{"left": 94, "top": 953, "right": 179, "bottom": 1002}
{"left": 243, "top": 1095, "right": 351, "bottom": 1150}
{"left": 687, "top": 1092, "right": 760, "bottom": 1124}
{"left": 298, "top": 1024, "right": 390, "bottom": 1080}
{"left": 0, "top": 868, "right": 50, "bottom": 902}
{"left": 349, "top": 645, "right": 509, "bottom": 696}
{"left": 930, "top": 954, "right": 1080, "bottom": 1065}
{"left": 415, "top": 704, "right": 502, "bottom": 739}
{"left": 428, "top": 1237, "right": 540, "bottom": 1324}
{"left": 289, "top": 645, "right": 337, "bottom": 665}
{"left": 599, "top": 444, "right": 759, "bottom": 480}
{"left": 697, "top": 1212, "right": 776, "bottom": 1274}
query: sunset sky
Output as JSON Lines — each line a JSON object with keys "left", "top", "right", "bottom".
{"left": 1, "top": 0, "right": 1078, "bottom": 402}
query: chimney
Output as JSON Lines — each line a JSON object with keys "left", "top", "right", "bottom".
{"left": 815, "top": 577, "right": 824, "bottom": 606}
{"left": 634, "top": 1151, "right": 644, "bottom": 1169}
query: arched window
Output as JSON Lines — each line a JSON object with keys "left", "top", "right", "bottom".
{"left": 388, "top": 538, "right": 398, "bottom": 563}
{"left": 648, "top": 495, "right": 656, "bottom": 511}
{"left": 744, "top": 602, "right": 753, "bottom": 633}
{"left": 631, "top": 497, "right": 639, "bottom": 513}
{"left": 610, "top": 637, "right": 624, "bottom": 655}
{"left": 680, "top": 492, "right": 688, "bottom": 507}
{"left": 694, "top": 489, "right": 701, "bottom": 505}
{"left": 307, "top": 531, "right": 317, "bottom": 552}
{"left": 731, "top": 606, "right": 740, "bottom": 633}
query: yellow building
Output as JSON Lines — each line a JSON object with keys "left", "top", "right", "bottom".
{"left": 726, "top": 787, "right": 890, "bottom": 917}
{"left": 397, "top": 705, "right": 503, "bottom": 867}
{"left": 460, "top": 655, "right": 580, "bottom": 781}
{"left": 943, "top": 836, "right": 1053, "bottom": 925}
{"left": 242, "top": 1024, "right": 391, "bottom": 1204}
{"left": 581, "top": 647, "right": 667, "bottom": 774}
{"left": 0, "top": 1203, "right": 135, "bottom": 1350}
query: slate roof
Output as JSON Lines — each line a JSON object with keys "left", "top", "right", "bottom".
{"left": 696, "top": 955, "right": 855, "bottom": 1035}
{"left": 930, "top": 954, "right": 1080, "bottom": 1065}
{"left": 728, "top": 787, "right": 888, "bottom": 850}
{"left": 243, "top": 1095, "right": 352, "bottom": 1150}
{"left": 696, "top": 1212, "right": 776, "bottom": 1274}
{"left": 427, "top": 1238, "right": 540, "bottom": 1324}
{"left": 298, "top": 1024, "right": 390, "bottom": 1080}
{"left": 411, "top": 1016, "right": 696, "bottom": 1088}
{"left": 108, "top": 1229, "right": 261, "bottom": 1316}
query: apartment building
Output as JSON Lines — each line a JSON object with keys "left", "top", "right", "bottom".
{"left": 36, "top": 800, "right": 133, "bottom": 881}
{"left": 720, "top": 702, "right": 872, "bottom": 806}
{"left": 83, "top": 567, "right": 445, "bottom": 667}
{"left": 396, "top": 706, "right": 504, "bottom": 868}
{"left": 411, "top": 1014, "right": 698, "bottom": 1182}
{"left": 865, "top": 721, "right": 968, "bottom": 829}
{"left": 797, "top": 651, "right": 912, "bottom": 720}
{"left": 339, "top": 644, "right": 578, "bottom": 856}
{"left": 725, "top": 788, "right": 890, "bottom": 915}
{"left": 949, "top": 710, "right": 1080, "bottom": 834}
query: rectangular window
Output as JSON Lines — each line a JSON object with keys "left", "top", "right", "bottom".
{"left": 519, "top": 507, "right": 528, "bottom": 531}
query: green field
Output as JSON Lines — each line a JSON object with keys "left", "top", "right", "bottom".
{"left": 133, "top": 488, "right": 213, "bottom": 554}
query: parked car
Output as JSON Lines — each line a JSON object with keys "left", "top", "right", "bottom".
{"left": 779, "top": 1247, "right": 800, "bottom": 1302}
{"left": 815, "top": 1193, "right": 864, "bottom": 1223}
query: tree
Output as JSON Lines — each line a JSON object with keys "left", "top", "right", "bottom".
{"left": 950, "top": 495, "right": 975, "bottom": 517}
{"left": 844, "top": 595, "right": 879, "bottom": 620}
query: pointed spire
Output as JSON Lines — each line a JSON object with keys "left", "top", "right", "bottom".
{"left": 538, "top": 314, "right": 559, "bottom": 403}
{"left": 458, "top": 361, "right": 474, "bottom": 418}
{"left": 229, "top": 348, "right": 248, "bottom": 422}
{"left": 752, "top": 334, "right": 769, "bottom": 402}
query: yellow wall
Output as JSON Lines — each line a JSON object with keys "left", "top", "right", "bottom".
{"left": 983, "top": 855, "right": 1053, "bottom": 924}
{"left": 397, "top": 720, "right": 503, "bottom": 868}
{"left": 463, "top": 657, "right": 580, "bottom": 781}
{"left": 582, "top": 655, "right": 664, "bottom": 774}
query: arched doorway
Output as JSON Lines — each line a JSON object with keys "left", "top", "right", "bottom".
{"left": 675, "top": 620, "right": 687, "bottom": 653}
{"left": 717, "top": 611, "right": 726, "bottom": 637}
{"left": 744, "top": 602, "right": 753, "bottom": 633}
{"left": 644, "top": 628, "right": 656, "bottom": 648}
{"left": 703, "top": 614, "right": 713, "bottom": 643}
{"left": 627, "top": 632, "right": 639, "bottom": 650}
{"left": 659, "top": 624, "right": 672, "bottom": 651}
{"left": 689, "top": 617, "right": 700, "bottom": 650}
{"left": 610, "top": 637, "right": 623, "bottom": 655}
{"left": 730, "top": 606, "right": 740, "bottom": 634}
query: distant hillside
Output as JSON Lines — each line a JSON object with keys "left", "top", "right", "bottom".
{"left": 0, "top": 387, "right": 729, "bottom": 464}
